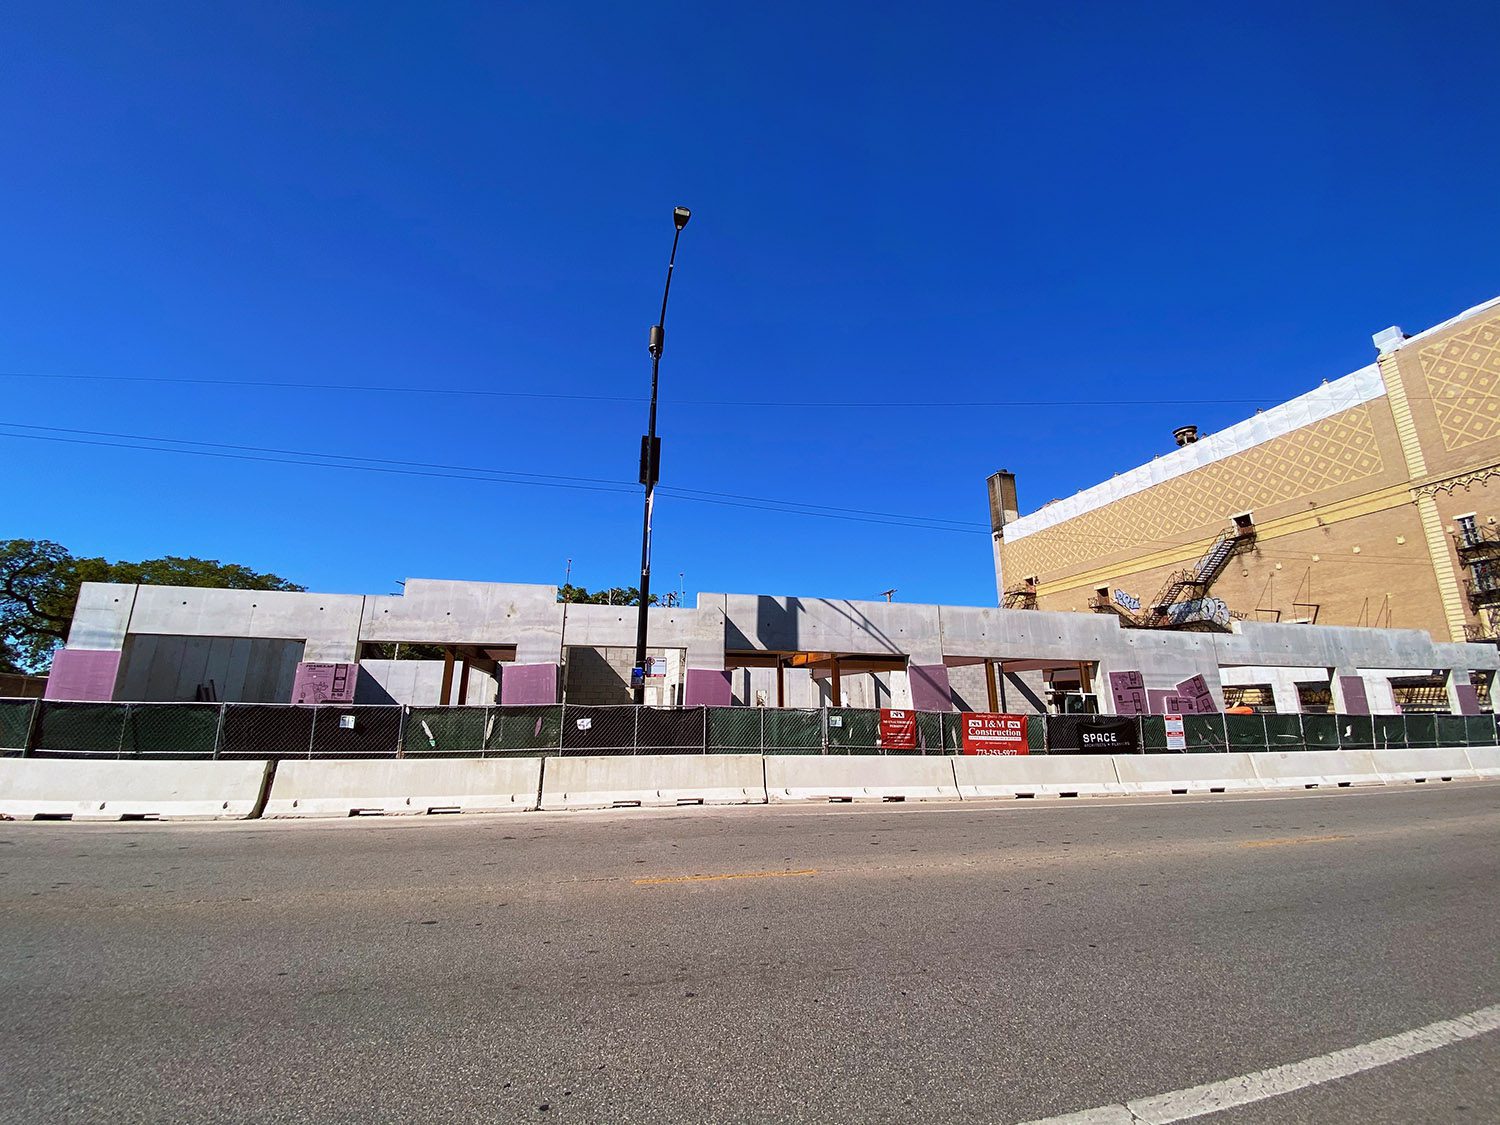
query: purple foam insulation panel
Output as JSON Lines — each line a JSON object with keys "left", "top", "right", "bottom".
{"left": 1175, "top": 675, "right": 1215, "bottom": 714}
{"left": 1109, "top": 670, "right": 1147, "bottom": 715}
{"left": 1145, "top": 689, "right": 1177, "bottom": 715}
{"left": 1338, "top": 676, "right": 1370, "bottom": 715}
{"left": 291, "top": 662, "right": 357, "bottom": 704}
{"left": 501, "top": 662, "right": 559, "bottom": 705}
{"left": 683, "top": 668, "right": 732, "bottom": 707}
{"left": 1454, "top": 683, "right": 1480, "bottom": 716}
{"left": 909, "top": 663, "right": 954, "bottom": 712}
{"left": 43, "top": 649, "right": 122, "bottom": 701}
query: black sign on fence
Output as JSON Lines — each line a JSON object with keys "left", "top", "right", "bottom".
{"left": 1080, "top": 718, "right": 1139, "bottom": 753}
{"left": 1047, "top": 714, "right": 1141, "bottom": 754}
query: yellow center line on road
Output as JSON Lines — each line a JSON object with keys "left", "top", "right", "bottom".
{"left": 634, "top": 868, "right": 819, "bottom": 886}
{"left": 1241, "top": 833, "right": 1351, "bottom": 849}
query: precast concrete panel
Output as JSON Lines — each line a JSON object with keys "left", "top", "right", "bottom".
{"left": 119, "top": 585, "right": 364, "bottom": 662}
{"left": 66, "top": 583, "right": 138, "bottom": 650}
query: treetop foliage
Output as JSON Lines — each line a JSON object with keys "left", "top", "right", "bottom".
{"left": 0, "top": 538, "right": 303, "bottom": 674}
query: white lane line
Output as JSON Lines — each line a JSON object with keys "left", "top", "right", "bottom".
{"left": 1020, "top": 1003, "right": 1500, "bottom": 1125}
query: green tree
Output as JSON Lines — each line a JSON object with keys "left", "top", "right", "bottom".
{"left": 0, "top": 539, "right": 304, "bottom": 674}
{"left": 557, "top": 584, "right": 659, "bottom": 606}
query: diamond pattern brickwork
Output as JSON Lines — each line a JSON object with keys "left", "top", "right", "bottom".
{"left": 1004, "top": 405, "right": 1384, "bottom": 580}
{"left": 1418, "top": 312, "right": 1500, "bottom": 452}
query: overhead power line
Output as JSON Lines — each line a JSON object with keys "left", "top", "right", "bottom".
{"left": 0, "top": 422, "right": 988, "bottom": 535}
{"left": 0, "top": 369, "right": 1274, "bottom": 410}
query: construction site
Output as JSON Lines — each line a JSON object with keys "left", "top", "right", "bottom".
{"left": 23, "top": 292, "right": 1500, "bottom": 722}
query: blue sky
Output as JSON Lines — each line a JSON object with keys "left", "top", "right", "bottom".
{"left": 3, "top": 2, "right": 1497, "bottom": 607}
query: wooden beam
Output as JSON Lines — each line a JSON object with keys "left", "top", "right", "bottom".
{"left": 788, "top": 652, "right": 835, "bottom": 668}
{"left": 985, "top": 659, "right": 999, "bottom": 713}
{"left": 457, "top": 658, "right": 471, "bottom": 706}
{"left": 831, "top": 656, "right": 842, "bottom": 707}
{"left": 439, "top": 648, "right": 455, "bottom": 706}
{"left": 776, "top": 660, "right": 785, "bottom": 708}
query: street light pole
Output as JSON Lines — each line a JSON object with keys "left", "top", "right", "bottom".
{"left": 633, "top": 206, "right": 691, "bottom": 704}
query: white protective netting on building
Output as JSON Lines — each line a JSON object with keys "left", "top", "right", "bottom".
{"left": 1003, "top": 363, "right": 1386, "bottom": 541}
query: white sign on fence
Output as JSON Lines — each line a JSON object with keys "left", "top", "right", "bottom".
{"left": 1165, "top": 713, "right": 1186, "bottom": 751}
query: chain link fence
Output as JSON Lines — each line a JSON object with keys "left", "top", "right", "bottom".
{"left": 2, "top": 698, "right": 1496, "bottom": 759}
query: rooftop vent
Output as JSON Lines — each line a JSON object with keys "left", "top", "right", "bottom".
{"left": 1173, "top": 425, "right": 1199, "bottom": 448}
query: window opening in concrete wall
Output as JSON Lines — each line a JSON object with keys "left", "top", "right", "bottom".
{"left": 1223, "top": 684, "right": 1277, "bottom": 713}
{"left": 1296, "top": 681, "right": 1333, "bottom": 714}
{"left": 357, "top": 643, "right": 517, "bottom": 706}
{"left": 1389, "top": 675, "right": 1451, "bottom": 714}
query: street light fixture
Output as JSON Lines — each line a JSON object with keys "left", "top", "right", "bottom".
{"left": 632, "top": 206, "right": 691, "bottom": 704}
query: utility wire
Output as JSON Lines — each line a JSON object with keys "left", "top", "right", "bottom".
{"left": 0, "top": 423, "right": 987, "bottom": 535}
{"left": 0, "top": 369, "right": 1274, "bottom": 410}
{"left": 0, "top": 421, "right": 987, "bottom": 530}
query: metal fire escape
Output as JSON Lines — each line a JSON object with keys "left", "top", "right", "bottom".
{"left": 1089, "top": 519, "right": 1256, "bottom": 631}
{"left": 1003, "top": 577, "right": 1038, "bottom": 610}
{"left": 1451, "top": 519, "right": 1500, "bottom": 642}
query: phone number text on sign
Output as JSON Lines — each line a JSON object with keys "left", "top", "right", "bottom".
{"left": 961, "top": 713, "right": 1028, "bottom": 755}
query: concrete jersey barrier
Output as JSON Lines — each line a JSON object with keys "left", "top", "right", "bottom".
{"left": 540, "top": 754, "right": 766, "bottom": 810}
{"left": 264, "top": 758, "right": 542, "bottom": 817}
{"left": 1370, "top": 747, "right": 1476, "bottom": 784}
{"left": 1113, "top": 753, "right": 1261, "bottom": 794}
{"left": 1249, "top": 749, "right": 1384, "bottom": 789}
{"left": 1465, "top": 746, "right": 1500, "bottom": 778}
{"left": 0, "top": 758, "right": 270, "bottom": 821}
{"left": 765, "top": 755, "right": 961, "bottom": 802}
{"left": 953, "top": 755, "right": 1122, "bottom": 799}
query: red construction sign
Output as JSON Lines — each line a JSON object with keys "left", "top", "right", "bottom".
{"left": 961, "top": 712, "right": 1029, "bottom": 755}
{"left": 879, "top": 708, "right": 917, "bottom": 750}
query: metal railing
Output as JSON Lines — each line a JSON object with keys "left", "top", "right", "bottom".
{"left": 0, "top": 698, "right": 1495, "bottom": 760}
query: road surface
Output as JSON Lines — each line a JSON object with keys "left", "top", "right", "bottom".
{"left": 3, "top": 782, "right": 1498, "bottom": 1122}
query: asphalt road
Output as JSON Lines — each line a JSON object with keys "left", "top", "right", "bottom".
{"left": 2, "top": 782, "right": 1498, "bottom": 1123}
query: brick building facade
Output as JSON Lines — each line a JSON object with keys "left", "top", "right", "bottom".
{"left": 992, "top": 294, "right": 1500, "bottom": 646}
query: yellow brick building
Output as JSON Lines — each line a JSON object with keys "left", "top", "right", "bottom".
{"left": 991, "top": 294, "right": 1500, "bottom": 647}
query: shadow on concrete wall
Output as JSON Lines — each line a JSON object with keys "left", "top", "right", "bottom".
{"left": 563, "top": 646, "right": 632, "bottom": 705}
{"left": 353, "top": 667, "right": 398, "bottom": 705}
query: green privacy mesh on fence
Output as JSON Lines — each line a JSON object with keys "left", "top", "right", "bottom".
{"left": 1435, "top": 715, "right": 1468, "bottom": 748}
{"left": 1374, "top": 714, "right": 1407, "bottom": 748}
{"left": 762, "top": 708, "right": 823, "bottom": 753}
{"left": 486, "top": 706, "right": 563, "bottom": 753}
{"left": 121, "top": 703, "right": 221, "bottom": 758}
{"left": 825, "top": 708, "right": 878, "bottom": 753}
{"left": 1027, "top": 715, "right": 1047, "bottom": 751}
{"left": 1340, "top": 715, "right": 1376, "bottom": 749}
{"left": 1301, "top": 713, "right": 1340, "bottom": 748}
{"left": 1404, "top": 714, "right": 1438, "bottom": 748}
{"left": 1183, "top": 714, "right": 1228, "bottom": 752}
{"left": 405, "top": 707, "right": 484, "bottom": 755}
{"left": 1140, "top": 716, "right": 1166, "bottom": 751}
{"left": 706, "top": 707, "right": 761, "bottom": 752}
{"left": 33, "top": 702, "right": 128, "bottom": 756}
{"left": 0, "top": 699, "right": 36, "bottom": 752}
{"left": 4, "top": 698, "right": 1498, "bottom": 758}
{"left": 1226, "top": 714, "right": 1267, "bottom": 752}
{"left": 1263, "top": 714, "right": 1303, "bottom": 750}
